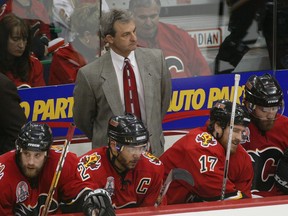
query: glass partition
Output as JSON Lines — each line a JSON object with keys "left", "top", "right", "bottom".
{"left": 1, "top": 0, "right": 286, "bottom": 87}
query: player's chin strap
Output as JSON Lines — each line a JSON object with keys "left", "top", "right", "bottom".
{"left": 215, "top": 127, "right": 224, "bottom": 140}
{"left": 108, "top": 144, "right": 128, "bottom": 174}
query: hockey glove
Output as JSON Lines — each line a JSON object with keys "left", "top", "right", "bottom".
{"left": 83, "top": 189, "right": 115, "bottom": 216}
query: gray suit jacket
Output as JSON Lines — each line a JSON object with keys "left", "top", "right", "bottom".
{"left": 73, "top": 47, "right": 172, "bottom": 157}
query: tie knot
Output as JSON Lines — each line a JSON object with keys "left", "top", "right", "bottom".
{"left": 124, "top": 58, "right": 130, "bottom": 63}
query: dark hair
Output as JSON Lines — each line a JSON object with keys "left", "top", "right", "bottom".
{"left": 0, "top": 13, "right": 32, "bottom": 81}
{"left": 100, "top": 9, "right": 134, "bottom": 38}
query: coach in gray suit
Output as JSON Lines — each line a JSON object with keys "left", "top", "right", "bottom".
{"left": 73, "top": 9, "right": 171, "bottom": 157}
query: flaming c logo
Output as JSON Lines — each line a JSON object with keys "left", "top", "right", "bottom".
{"left": 80, "top": 153, "right": 101, "bottom": 170}
{"left": 196, "top": 132, "right": 217, "bottom": 147}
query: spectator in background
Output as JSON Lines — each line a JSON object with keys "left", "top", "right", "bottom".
{"left": 73, "top": 9, "right": 172, "bottom": 157}
{"left": 0, "top": 0, "right": 52, "bottom": 60}
{"left": 0, "top": 73, "right": 26, "bottom": 155}
{"left": 44, "top": 0, "right": 77, "bottom": 43}
{"left": 49, "top": 3, "right": 101, "bottom": 85}
{"left": 0, "top": 13, "right": 45, "bottom": 88}
{"left": 242, "top": 73, "right": 288, "bottom": 197}
{"left": 129, "top": 0, "right": 211, "bottom": 78}
{"left": 214, "top": 0, "right": 266, "bottom": 74}
{"left": 160, "top": 99, "right": 253, "bottom": 204}
{"left": 78, "top": 114, "right": 165, "bottom": 208}
{"left": 43, "top": 0, "right": 109, "bottom": 43}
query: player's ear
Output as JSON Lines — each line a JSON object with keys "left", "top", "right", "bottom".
{"left": 109, "top": 139, "right": 118, "bottom": 152}
{"left": 214, "top": 122, "right": 223, "bottom": 134}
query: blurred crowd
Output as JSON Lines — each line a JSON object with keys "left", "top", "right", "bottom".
{"left": 1, "top": 0, "right": 287, "bottom": 88}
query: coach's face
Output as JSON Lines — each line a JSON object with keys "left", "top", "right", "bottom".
{"left": 106, "top": 20, "right": 137, "bottom": 57}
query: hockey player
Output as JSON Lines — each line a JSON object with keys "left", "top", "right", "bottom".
{"left": 77, "top": 113, "right": 165, "bottom": 209}
{"left": 160, "top": 99, "right": 253, "bottom": 204}
{"left": 0, "top": 122, "right": 115, "bottom": 216}
{"left": 242, "top": 73, "right": 288, "bottom": 197}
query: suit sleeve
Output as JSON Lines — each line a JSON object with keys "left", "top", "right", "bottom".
{"left": 160, "top": 50, "right": 172, "bottom": 119}
{"left": 0, "top": 75, "right": 27, "bottom": 154}
{"left": 73, "top": 68, "right": 96, "bottom": 139}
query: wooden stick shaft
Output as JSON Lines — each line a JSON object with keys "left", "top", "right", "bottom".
{"left": 41, "top": 123, "right": 76, "bottom": 216}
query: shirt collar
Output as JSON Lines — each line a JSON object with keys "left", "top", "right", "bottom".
{"left": 110, "top": 49, "right": 136, "bottom": 70}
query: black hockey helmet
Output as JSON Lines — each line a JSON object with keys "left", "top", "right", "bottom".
{"left": 107, "top": 113, "right": 149, "bottom": 146}
{"left": 244, "top": 73, "right": 283, "bottom": 107}
{"left": 210, "top": 99, "right": 251, "bottom": 129}
{"left": 16, "top": 122, "right": 53, "bottom": 152}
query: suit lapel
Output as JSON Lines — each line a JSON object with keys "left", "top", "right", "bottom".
{"left": 101, "top": 52, "right": 124, "bottom": 115}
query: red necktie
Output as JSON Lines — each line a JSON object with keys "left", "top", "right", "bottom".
{"left": 123, "top": 58, "right": 141, "bottom": 119}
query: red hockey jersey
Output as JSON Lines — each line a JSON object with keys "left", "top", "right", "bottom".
{"left": 137, "top": 22, "right": 212, "bottom": 78}
{"left": 0, "top": 147, "right": 93, "bottom": 215}
{"left": 49, "top": 43, "right": 87, "bottom": 85}
{"left": 77, "top": 146, "right": 165, "bottom": 209}
{"left": 5, "top": 55, "right": 46, "bottom": 88}
{"left": 242, "top": 114, "right": 288, "bottom": 197}
{"left": 160, "top": 127, "right": 253, "bottom": 204}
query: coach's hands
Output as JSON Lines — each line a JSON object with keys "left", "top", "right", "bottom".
{"left": 83, "top": 189, "right": 115, "bottom": 216}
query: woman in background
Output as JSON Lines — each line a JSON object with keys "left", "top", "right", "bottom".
{"left": 0, "top": 13, "right": 45, "bottom": 88}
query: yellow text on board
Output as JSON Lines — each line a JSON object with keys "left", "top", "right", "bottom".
{"left": 20, "top": 86, "right": 245, "bottom": 121}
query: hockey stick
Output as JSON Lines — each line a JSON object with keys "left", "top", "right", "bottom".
{"left": 155, "top": 168, "right": 194, "bottom": 207}
{"left": 220, "top": 74, "right": 240, "bottom": 201}
{"left": 41, "top": 123, "right": 76, "bottom": 216}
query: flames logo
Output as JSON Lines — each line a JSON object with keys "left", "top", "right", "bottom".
{"left": 51, "top": 145, "right": 63, "bottom": 153}
{"left": 80, "top": 153, "right": 101, "bottom": 170}
{"left": 196, "top": 132, "right": 217, "bottom": 147}
{"left": 143, "top": 152, "right": 162, "bottom": 165}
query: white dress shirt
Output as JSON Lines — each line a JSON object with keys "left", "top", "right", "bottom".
{"left": 110, "top": 49, "right": 146, "bottom": 123}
